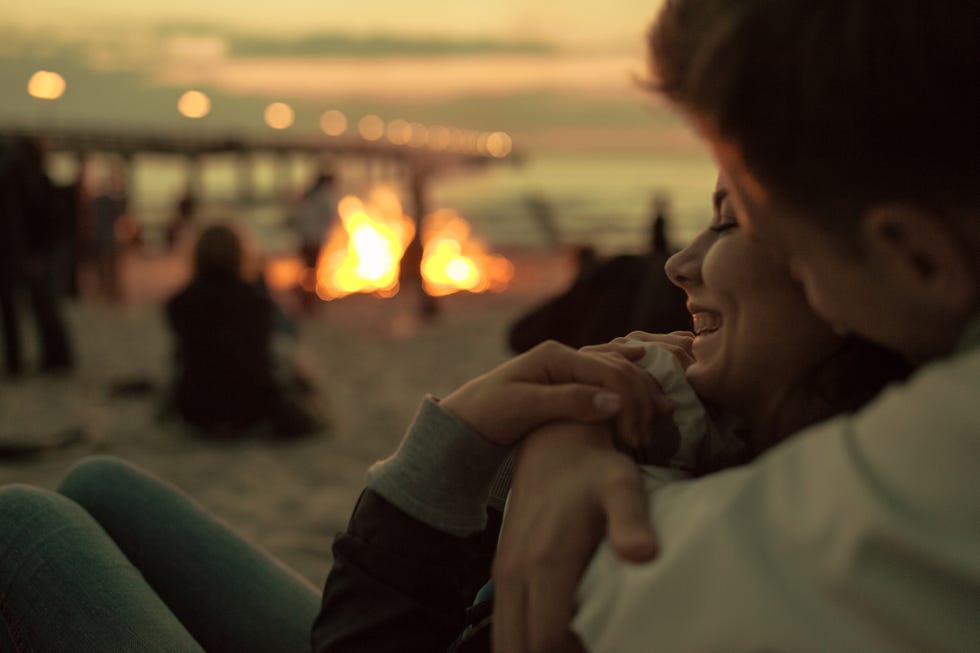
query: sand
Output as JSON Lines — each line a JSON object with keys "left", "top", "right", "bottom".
{"left": 0, "top": 245, "right": 575, "bottom": 588}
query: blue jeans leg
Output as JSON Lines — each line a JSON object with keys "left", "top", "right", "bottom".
{"left": 0, "top": 484, "right": 206, "bottom": 652}
{"left": 57, "top": 456, "right": 320, "bottom": 653}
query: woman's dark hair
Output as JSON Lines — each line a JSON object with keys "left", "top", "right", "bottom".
{"left": 697, "top": 335, "right": 913, "bottom": 473}
{"left": 767, "top": 336, "right": 913, "bottom": 454}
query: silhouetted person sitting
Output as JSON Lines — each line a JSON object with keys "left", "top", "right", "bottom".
{"left": 508, "top": 212, "right": 690, "bottom": 353}
{"left": 164, "top": 223, "right": 321, "bottom": 440}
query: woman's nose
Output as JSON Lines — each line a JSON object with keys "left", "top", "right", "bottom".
{"left": 665, "top": 243, "right": 701, "bottom": 289}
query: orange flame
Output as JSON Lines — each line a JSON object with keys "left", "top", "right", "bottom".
{"left": 315, "top": 188, "right": 415, "bottom": 300}
{"left": 420, "top": 209, "right": 514, "bottom": 297}
{"left": 310, "top": 187, "right": 511, "bottom": 301}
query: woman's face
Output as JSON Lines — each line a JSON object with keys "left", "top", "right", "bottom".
{"left": 664, "top": 177, "right": 841, "bottom": 431}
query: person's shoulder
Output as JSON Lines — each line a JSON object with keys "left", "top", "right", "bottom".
{"left": 166, "top": 278, "right": 202, "bottom": 308}
{"left": 239, "top": 279, "right": 273, "bottom": 301}
{"left": 589, "top": 254, "right": 648, "bottom": 281}
{"left": 164, "top": 283, "right": 196, "bottom": 324}
{"left": 884, "top": 345, "right": 980, "bottom": 404}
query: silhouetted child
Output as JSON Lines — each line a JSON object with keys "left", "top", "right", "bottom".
{"left": 164, "top": 222, "right": 322, "bottom": 439}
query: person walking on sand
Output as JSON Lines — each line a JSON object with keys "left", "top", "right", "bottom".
{"left": 291, "top": 170, "right": 338, "bottom": 312}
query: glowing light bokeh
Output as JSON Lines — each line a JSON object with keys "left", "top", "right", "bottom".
{"left": 27, "top": 70, "right": 66, "bottom": 100}
{"left": 420, "top": 209, "right": 514, "bottom": 297}
{"left": 264, "top": 102, "right": 294, "bottom": 129}
{"left": 448, "top": 128, "right": 465, "bottom": 151}
{"left": 357, "top": 114, "right": 385, "bottom": 141}
{"left": 486, "top": 131, "right": 513, "bottom": 158}
{"left": 476, "top": 132, "right": 491, "bottom": 155}
{"left": 264, "top": 257, "right": 306, "bottom": 290}
{"left": 319, "top": 109, "right": 348, "bottom": 136}
{"left": 426, "top": 125, "right": 451, "bottom": 150}
{"left": 177, "top": 90, "right": 211, "bottom": 118}
{"left": 385, "top": 118, "right": 412, "bottom": 145}
{"left": 408, "top": 123, "right": 428, "bottom": 148}
{"left": 461, "top": 130, "right": 481, "bottom": 154}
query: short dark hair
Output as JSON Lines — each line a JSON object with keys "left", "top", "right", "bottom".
{"left": 648, "top": 0, "right": 980, "bottom": 229}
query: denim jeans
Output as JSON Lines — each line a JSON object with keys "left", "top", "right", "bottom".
{"left": 0, "top": 456, "right": 320, "bottom": 652}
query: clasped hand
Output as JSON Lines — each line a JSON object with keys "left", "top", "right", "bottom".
{"left": 441, "top": 333, "right": 691, "bottom": 449}
{"left": 442, "top": 332, "right": 694, "bottom": 652}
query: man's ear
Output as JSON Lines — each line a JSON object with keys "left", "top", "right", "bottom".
{"left": 861, "top": 204, "right": 976, "bottom": 312}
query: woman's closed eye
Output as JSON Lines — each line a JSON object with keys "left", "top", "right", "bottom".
{"left": 709, "top": 219, "right": 739, "bottom": 234}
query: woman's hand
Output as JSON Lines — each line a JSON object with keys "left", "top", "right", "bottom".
{"left": 440, "top": 340, "right": 670, "bottom": 448}
{"left": 581, "top": 330, "right": 696, "bottom": 370}
{"left": 492, "top": 420, "right": 656, "bottom": 653}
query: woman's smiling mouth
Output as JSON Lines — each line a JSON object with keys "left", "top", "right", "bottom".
{"left": 692, "top": 312, "right": 722, "bottom": 336}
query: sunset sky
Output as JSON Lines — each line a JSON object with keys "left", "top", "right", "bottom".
{"left": 8, "top": 0, "right": 660, "bottom": 46}
{"left": 0, "top": 0, "right": 703, "bottom": 153}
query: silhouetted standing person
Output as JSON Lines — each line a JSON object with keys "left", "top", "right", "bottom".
{"left": 628, "top": 192, "right": 682, "bottom": 330}
{"left": 166, "top": 185, "right": 197, "bottom": 252}
{"left": 0, "top": 140, "right": 24, "bottom": 375}
{"left": 291, "top": 171, "right": 337, "bottom": 313}
{"left": 0, "top": 137, "right": 74, "bottom": 375}
{"left": 649, "top": 192, "right": 672, "bottom": 255}
{"left": 91, "top": 161, "right": 127, "bottom": 303}
{"left": 57, "top": 169, "right": 91, "bottom": 301}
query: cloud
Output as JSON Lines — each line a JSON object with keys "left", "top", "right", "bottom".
{"left": 0, "top": 19, "right": 676, "bottom": 147}
{"left": 166, "top": 35, "right": 229, "bottom": 62}
{"left": 153, "top": 53, "right": 649, "bottom": 101}
{"left": 228, "top": 33, "right": 556, "bottom": 58}
{"left": 149, "top": 21, "right": 557, "bottom": 57}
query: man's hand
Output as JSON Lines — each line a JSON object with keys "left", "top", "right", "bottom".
{"left": 491, "top": 421, "right": 657, "bottom": 653}
{"left": 441, "top": 340, "right": 671, "bottom": 448}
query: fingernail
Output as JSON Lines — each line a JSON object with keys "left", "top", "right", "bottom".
{"left": 594, "top": 392, "right": 621, "bottom": 414}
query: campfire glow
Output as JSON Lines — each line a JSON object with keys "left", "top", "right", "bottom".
{"left": 311, "top": 187, "right": 512, "bottom": 300}
{"left": 315, "top": 189, "right": 415, "bottom": 300}
{"left": 420, "top": 209, "right": 514, "bottom": 297}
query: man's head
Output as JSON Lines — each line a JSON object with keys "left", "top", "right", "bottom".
{"left": 648, "top": 0, "right": 980, "bottom": 361}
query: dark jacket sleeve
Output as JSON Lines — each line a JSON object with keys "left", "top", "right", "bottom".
{"left": 312, "top": 489, "right": 501, "bottom": 653}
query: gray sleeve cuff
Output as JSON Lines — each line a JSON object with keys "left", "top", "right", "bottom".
{"left": 366, "top": 395, "right": 513, "bottom": 536}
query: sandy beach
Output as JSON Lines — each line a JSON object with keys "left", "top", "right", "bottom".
{"left": 0, "top": 245, "right": 575, "bottom": 588}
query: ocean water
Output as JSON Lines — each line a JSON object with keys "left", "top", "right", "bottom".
{"left": 434, "top": 151, "right": 718, "bottom": 253}
{"left": 50, "top": 149, "right": 718, "bottom": 256}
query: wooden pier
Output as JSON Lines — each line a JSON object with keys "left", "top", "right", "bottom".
{"left": 1, "top": 124, "right": 523, "bottom": 315}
